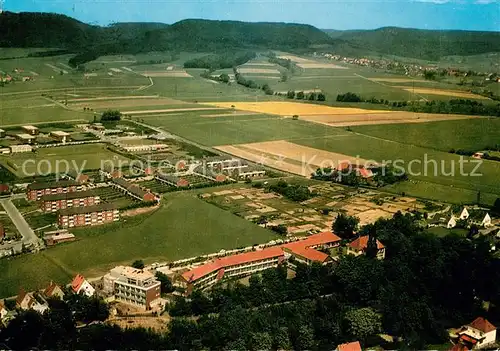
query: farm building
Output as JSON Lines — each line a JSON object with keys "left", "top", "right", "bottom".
{"left": 50, "top": 131, "right": 71, "bottom": 143}
{"left": 22, "top": 125, "right": 39, "bottom": 135}
{"left": 103, "top": 266, "right": 162, "bottom": 310}
{"left": 347, "top": 235, "right": 386, "bottom": 260}
{"left": 9, "top": 144, "right": 32, "bottom": 153}
{"left": 0, "top": 147, "right": 10, "bottom": 154}
{"left": 27, "top": 180, "right": 84, "bottom": 201}
{"left": 43, "top": 230, "right": 76, "bottom": 246}
{"left": 205, "top": 156, "right": 247, "bottom": 171}
{"left": 58, "top": 203, "right": 120, "bottom": 228}
{"left": 15, "top": 133, "right": 36, "bottom": 144}
{"left": 39, "top": 190, "right": 100, "bottom": 212}
{"left": 111, "top": 177, "right": 158, "bottom": 202}
{"left": 0, "top": 129, "right": 5, "bottom": 138}
{"left": 177, "top": 231, "right": 341, "bottom": 295}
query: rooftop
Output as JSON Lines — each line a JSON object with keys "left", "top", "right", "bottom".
{"left": 27, "top": 179, "right": 80, "bottom": 191}
{"left": 111, "top": 265, "right": 156, "bottom": 281}
{"left": 22, "top": 125, "right": 39, "bottom": 130}
{"left": 337, "top": 341, "right": 362, "bottom": 351}
{"left": 50, "top": 131, "right": 71, "bottom": 137}
{"left": 468, "top": 317, "right": 496, "bottom": 333}
{"left": 349, "top": 235, "right": 385, "bottom": 251}
{"left": 59, "top": 202, "right": 118, "bottom": 216}
{"left": 71, "top": 274, "right": 86, "bottom": 292}
{"left": 16, "top": 133, "right": 36, "bottom": 139}
{"left": 40, "top": 189, "right": 97, "bottom": 202}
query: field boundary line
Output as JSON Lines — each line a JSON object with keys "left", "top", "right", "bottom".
{"left": 354, "top": 73, "right": 429, "bottom": 102}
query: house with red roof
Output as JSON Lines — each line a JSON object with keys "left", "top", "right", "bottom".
{"left": 177, "top": 231, "right": 341, "bottom": 295}
{"left": 336, "top": 341, "right": 362, "bottom": 351}
{"left": 43, "top": 281, "right": 65, "bottom": 300}
{"left": 456, "top": 317, "right": 496, "bottom": 349}
{"left": 347, "top": 235, "right": 386, "bottom": 260}
{"left": 71, "top": 274, "right": 95, "bottom": 297}
{"left": 16, "top": 288, "right": 49, "bottom": 313}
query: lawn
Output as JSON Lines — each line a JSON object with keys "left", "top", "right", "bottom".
{"left": 0, "top": 101, "right": 92, "bottom": 126}
{"left": 0, "top": 192, "right": 277, "bottom": 298}
{"left": 352, "top": 118, "right": 500, "bottom": 152}
{"left": 0, "top": 143, "right": 130, "bottom": 177}
{"left": 426, "top": 226, "right": 468, "bottom": 238}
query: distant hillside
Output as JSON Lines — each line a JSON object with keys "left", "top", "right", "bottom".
{"left": 328, "top": 27, "right": 500, "bottom": 60}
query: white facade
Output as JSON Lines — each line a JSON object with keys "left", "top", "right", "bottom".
{"left": 460, "top": 208, "right": 470, "bottom": 220}
{"left": 447, "top": 216, "right": 457, "bottom": 229}
{"left": 10, "top": 144, "right": 33, "bottom": 153}
{"left": 77, "top": 280, "right": 96, "bottom": 297}
{"left": 481, "top": 213, "right": 492, "bottom": 227}
{"left": 459, "top": 325, "right": 496, "bottom": 348}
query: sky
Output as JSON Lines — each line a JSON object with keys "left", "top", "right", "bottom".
{"left": 4, "top": 0, "right": 500, "bottom": 31}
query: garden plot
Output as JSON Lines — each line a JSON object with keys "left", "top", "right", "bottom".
{"left": 94, "top": 186, "right": 139, "bottom": 209}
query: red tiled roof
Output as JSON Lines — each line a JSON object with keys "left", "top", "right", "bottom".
{"left": 71, "top": 274, "right": 86, "bottom": 293}
{"left": 468, "top": 317, "right": 496, "bottom": 333}
{"left": 459, "top": 335, "right": 478, "bottom": 345}
{"left": 16, "top": 288, "right": 27, "bottom": 306}
{"left": 181, "top": 232, "right": 340, "bottom": 283}
{"left": 349, "top": 236, "right": 384, "bottom": 250}
{"left": 358, "top": 168, "right": 373, "bottom": 178}
{"left": 43, "top": 281, "right": 60, "bottom": 297}
{"left": 286, "top": 245, "right": 330, "bottom": 263}
{"left": 449, "top": 344, "right": 469, "bottom": 351}
{"left": 337, "top": 341, "right": 362, "bottom": 351}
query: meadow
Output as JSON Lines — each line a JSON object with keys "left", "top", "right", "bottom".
{"left": 0, "top": 143, "right": 130, "bottom": 177}
{"left": 0, "top": 192, "right": 277, "bottom": 298}
{"left": 352, "top": 118, "right": 500, "bottom": 151}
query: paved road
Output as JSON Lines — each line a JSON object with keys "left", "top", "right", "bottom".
{"left": 0, "top": 198, "right": 38, "bottom": 246}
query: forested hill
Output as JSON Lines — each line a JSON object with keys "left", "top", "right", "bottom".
{"left": 0, "top": 12, "right": 332, "bottom": 52}
{"left": 326, "top": 27, "right": 500, "bottom": 60}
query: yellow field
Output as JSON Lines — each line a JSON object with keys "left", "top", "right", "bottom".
{"left": 216, "top": 140, "right": 374, "bottom": 177}
{"left": 395, "top": 87, "right": 489, "bottom": 100}
{"left": 205, "top": 101, "right": 393, "bottom": 116}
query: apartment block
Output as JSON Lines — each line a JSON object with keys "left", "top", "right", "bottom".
{"left": 58, "top": 203, "right": 120, "bottom": 228}
{"left": 27, "top": 180, "right": 84, "bottom": 201}
{"left": 103, "top": 266, "right": 161, "bottom": 310}
{"left": 40, "top": 190, "right": 100, "bottom": 212}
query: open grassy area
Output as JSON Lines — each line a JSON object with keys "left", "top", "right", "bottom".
{"left": 0, "top": 143, "right": 130, "bottom": 177}
{"left": 352, "top": 118, "right": 500, "bottom": 151}
{"left": 0, "top": 191, "right": 277, "bottom": 298}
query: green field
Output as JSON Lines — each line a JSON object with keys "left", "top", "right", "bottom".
{"left": 352, "top": 118, "right": 500, "bottom": 151}
{"left": 0, "top": 192, "right": 277, "bottom": 298}
{"left": 0, "top": 143, "right": 130, "bottom": 177}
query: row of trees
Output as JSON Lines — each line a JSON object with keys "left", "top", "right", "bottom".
{"left": 286, "top": 90, "right": 326, "bottom": 101}
{"left": 185, "top": 51, "right": 257, "bottom": 71}
{"left": 267, "top": 180, "right": 315, "bottom": 202}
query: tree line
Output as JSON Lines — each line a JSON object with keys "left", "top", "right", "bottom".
{"left": 184, "top": 51, "right": 257, "bottom": 71}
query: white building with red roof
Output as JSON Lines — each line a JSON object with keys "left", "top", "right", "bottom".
{"left": 43, "top": 281, "right": 65, "bottom": 300}
{"left": 457, "top": 317, "right": 496, "bottom": 349}
{"left": 71, "top": 274, "right": 95, "bottom": 297}
{"left": 347, "top": 235, "right": 386, "bottom": 260}
{"left": 176, "top": 231, "right": 341, "bottom": 295}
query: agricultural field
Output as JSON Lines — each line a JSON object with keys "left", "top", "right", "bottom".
{"left": 352, "top": 118, "right": 500, "bottom": 151}
{"left": 0, "top": 191, "right": 277, "bottom": 298}
{"left": 0, "top": 143, "right": 130, "bottom": 177}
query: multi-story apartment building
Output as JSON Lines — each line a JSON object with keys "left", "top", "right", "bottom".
{"left": 39, "top": 190, "right": 100, "bottom": 212}
{"left": 58, "top": 203, "right": 119, "bottom": 228}
{"left": 177, "top": 231, "right": 341, "bottom": 295}
{"left": 27, "top": 180, "right": 84, "bottom": 201}
{"left": 103, "top": 266, "right": 161, "bottom": 310}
